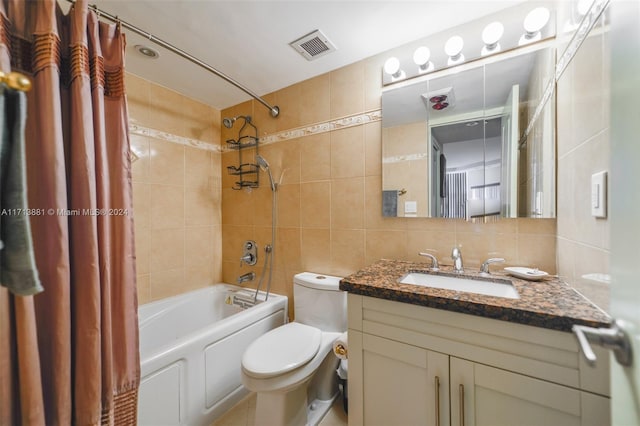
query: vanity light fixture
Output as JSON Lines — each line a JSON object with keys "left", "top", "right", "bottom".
{"left": 382, "top": 5, "right": 555, "bottom": 87}
{"left": 481, "top": 22, "right": 504, "bottom": 56}
{"left": 383, "top": 56, "right": 406, "bottom": 81}
{"left": 413, "top": 46, "right": 434, "bottom": 74}
{"left": 519, "top": 7, "right": 550, "bottom": 45}
{"left": 445, "top": 36, "right": 465, "bottom": 66}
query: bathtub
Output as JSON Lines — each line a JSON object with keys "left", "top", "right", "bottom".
{"left": 137, "top": 285, "right": 288, "bottom": 426}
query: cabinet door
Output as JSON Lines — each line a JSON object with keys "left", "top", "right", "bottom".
{"left": 450, "top": 357, "right": 610, "bottom": 426}
{"left": 362, "top": 334, "right": 449, "bottom": 426}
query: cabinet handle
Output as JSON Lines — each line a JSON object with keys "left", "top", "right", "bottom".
{"left": 459, "top": 384, "right": 465, "bottom": 426}
{"left": 434, "top": 376, "right": 440, "bottom": 426}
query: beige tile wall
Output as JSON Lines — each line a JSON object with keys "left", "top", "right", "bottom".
{"left": 382, "top": 122, "right": 429, "bottom": 217}
{"left": 221, "top": 54, "right": 557, "bottom": 315}
{"left": 122, "top": 5, "right": 613, "bottom": 317}
{"left": 127, "top": 73, "right": 223, "bottom": 304}
{"left": 556, "top": 12, "right": 611, "bottom": 311}
{"left": 123, "top": 4, "right": 611, "bottom": 318}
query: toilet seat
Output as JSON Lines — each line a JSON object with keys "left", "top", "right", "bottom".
{"left": 242, "top": 322, "right": 322, "bottom": 379}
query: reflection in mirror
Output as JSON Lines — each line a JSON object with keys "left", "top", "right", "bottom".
{"left": 430, "top": 117, "right": 503, "bottom": 219}
{"left": 382, "top": 44, "right": 555, "bottom": 220}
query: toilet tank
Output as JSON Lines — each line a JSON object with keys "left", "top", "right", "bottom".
{"left": 293, "top": 272, "right": 347, "bottom": 333}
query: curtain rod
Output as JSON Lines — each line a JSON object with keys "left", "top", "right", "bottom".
{"left": 66, "top": 0, "right": 280, "bottom": 118}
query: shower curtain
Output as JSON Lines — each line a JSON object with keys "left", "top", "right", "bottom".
{"left": 0, "top": 0, "right": 139, "bottom": 424}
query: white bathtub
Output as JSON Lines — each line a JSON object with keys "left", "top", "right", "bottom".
{"left": 137, "top": 285, "right": 288, "bottom": 426}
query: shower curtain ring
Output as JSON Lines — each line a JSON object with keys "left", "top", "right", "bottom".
{"left": 90, "top": 4, "right": 100, "bottom": 17}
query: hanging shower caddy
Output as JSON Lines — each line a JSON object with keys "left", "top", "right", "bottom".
{"left": 226, "top": 116, "right": 259, "bottom": 190}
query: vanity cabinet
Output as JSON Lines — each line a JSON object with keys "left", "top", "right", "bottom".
{"left": 362, "top": 335, "right": 449, "bottom": 426}
{"left": 347, "top": 294, "right": 610, "bottom": 426}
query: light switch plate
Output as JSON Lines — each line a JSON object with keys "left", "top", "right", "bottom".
{"left": 404, "top": 201, "right": 417, "bottom": 214}
{"left": 591, "top": 171, "right": 607, "bottom": 218}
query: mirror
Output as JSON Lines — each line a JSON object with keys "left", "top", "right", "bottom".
{"left": 382, "top": 44, "right": 555, "bottom": 220}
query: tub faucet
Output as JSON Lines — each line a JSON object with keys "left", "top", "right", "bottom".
{"left": 451, "top": 247, "right": 463, "bottom": 274}
{"left": 237, "top": 272, "right": 255, "bottom": 284}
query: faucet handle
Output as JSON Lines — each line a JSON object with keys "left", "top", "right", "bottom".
{"left": 480, "top": 257, "right": 505, "bottom": 274}
{"left": 418, "top": 252, "right": 440, "bottom": 271}
{"left": 240, "top": 253, "right": 255, "bottom": 266}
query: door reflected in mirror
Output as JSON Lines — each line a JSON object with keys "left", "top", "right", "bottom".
{"left": 382, "top": 44, "right": 556, "bottom": 220}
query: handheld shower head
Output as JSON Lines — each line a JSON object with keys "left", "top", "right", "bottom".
{"left": 255, "top": 154, "right": 270, "bottom": 170}
{"left": 255, "top": 154, "right": 276, "bottom": 191}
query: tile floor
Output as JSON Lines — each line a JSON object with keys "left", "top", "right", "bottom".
{"left": 211, "top": 392, "right": 348, "bottom": 426}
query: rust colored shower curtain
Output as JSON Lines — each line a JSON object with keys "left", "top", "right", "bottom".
{"left": 0, "top": 0, "right": 139, "bottom": 425}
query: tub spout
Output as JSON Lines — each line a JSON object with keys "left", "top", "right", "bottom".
{"left": 237, "top": 272, "right": 255, "bottom": 284}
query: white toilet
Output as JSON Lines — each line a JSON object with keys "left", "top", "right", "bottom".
{"left": 241, "top": 272, "right": 347, "bottom": 426}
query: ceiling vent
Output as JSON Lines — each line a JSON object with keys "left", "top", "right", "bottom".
{"left": 290, "top": 30, "right": 337, "bottom": 61}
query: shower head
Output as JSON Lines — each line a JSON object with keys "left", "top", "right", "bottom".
{"left": 256, "top": 154, "right": 276, "bottom": 192}
{"left": 256, "top": 154, "right": 270, "bottom": 170}
{"left": 222, "top": 117, "right": 235, "bottom": 128}
{"left": 222, "top": 115, "right": 252, "bottom": 129}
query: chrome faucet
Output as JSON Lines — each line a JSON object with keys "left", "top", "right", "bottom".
{"left": 418, "top": 252, "right": 440, "bottom": 271}
{"left": 451, "top": 247, "right": 463, "bottom": 273}
{"left": 480, "top": 257, "right": 505, "bottom": 275}
{"left": 237, "top": 272, "right": 255, "bottom": 284}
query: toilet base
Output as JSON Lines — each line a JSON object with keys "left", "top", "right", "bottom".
{"left": 254, "top": 353, "right": 341, "bottom": 426}
{"left": 254, "top": 389, "right": 338, "bottom": 426}
{"left": 306, "top": 393, "right": 338, "bottom": 426}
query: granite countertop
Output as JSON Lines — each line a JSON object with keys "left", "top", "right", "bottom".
{"left": 339, "top": 259, "right": 611, "bottom": 332}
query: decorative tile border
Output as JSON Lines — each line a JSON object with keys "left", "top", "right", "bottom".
{"left": 382, "top": 153, "right": 428, "bottom": 164}
{"left": 129, "top": 109, "right": 382, "bottom": 154}
{"left": 129, "top": 121, "right": 221, "bottom": 152}
{"left": 233, "top": 109, "right": 382, "bottom": 152}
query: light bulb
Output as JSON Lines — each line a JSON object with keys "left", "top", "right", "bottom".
{"left": 384, "top": 57, "right": 400, "bottom": 75}
{"left": 519, "top": 7, "right": 550, "bottom": 45}
{"left": 413, "top": 46, "right": 433, "bottom": 73}
{"left": 481, "top": 22, "right": 504, "bottom": 55}
{"left": 383, "top": 56, "right": 405, "bottom": 81}
{"left": 413, "top": 46, "right": 430, "bottom": 65}
{"left": 445, "top": 36, "right": 464, "bottom": 66}
{"left": 482, "top": 22, "right": 504, "bottom": 47}
{"left": 524, "top": 7, "right": 550, "bottom": 34}
{"left": 444, "top": 36, "right": 464, "bottom": 57}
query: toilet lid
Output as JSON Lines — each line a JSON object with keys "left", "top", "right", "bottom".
{"left": 242, "top": 323, "right": 322, "bottom": 379}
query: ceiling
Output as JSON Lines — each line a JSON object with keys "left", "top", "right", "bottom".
{"left": 432, "top": 117, "right": 502, "bottom": 145}
{"left": 59, "top": 0, "right": 528, "bottom": 111}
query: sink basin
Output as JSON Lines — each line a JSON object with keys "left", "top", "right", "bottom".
{"left": 400, "top": 272, "right": 520, "bottom": 299}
